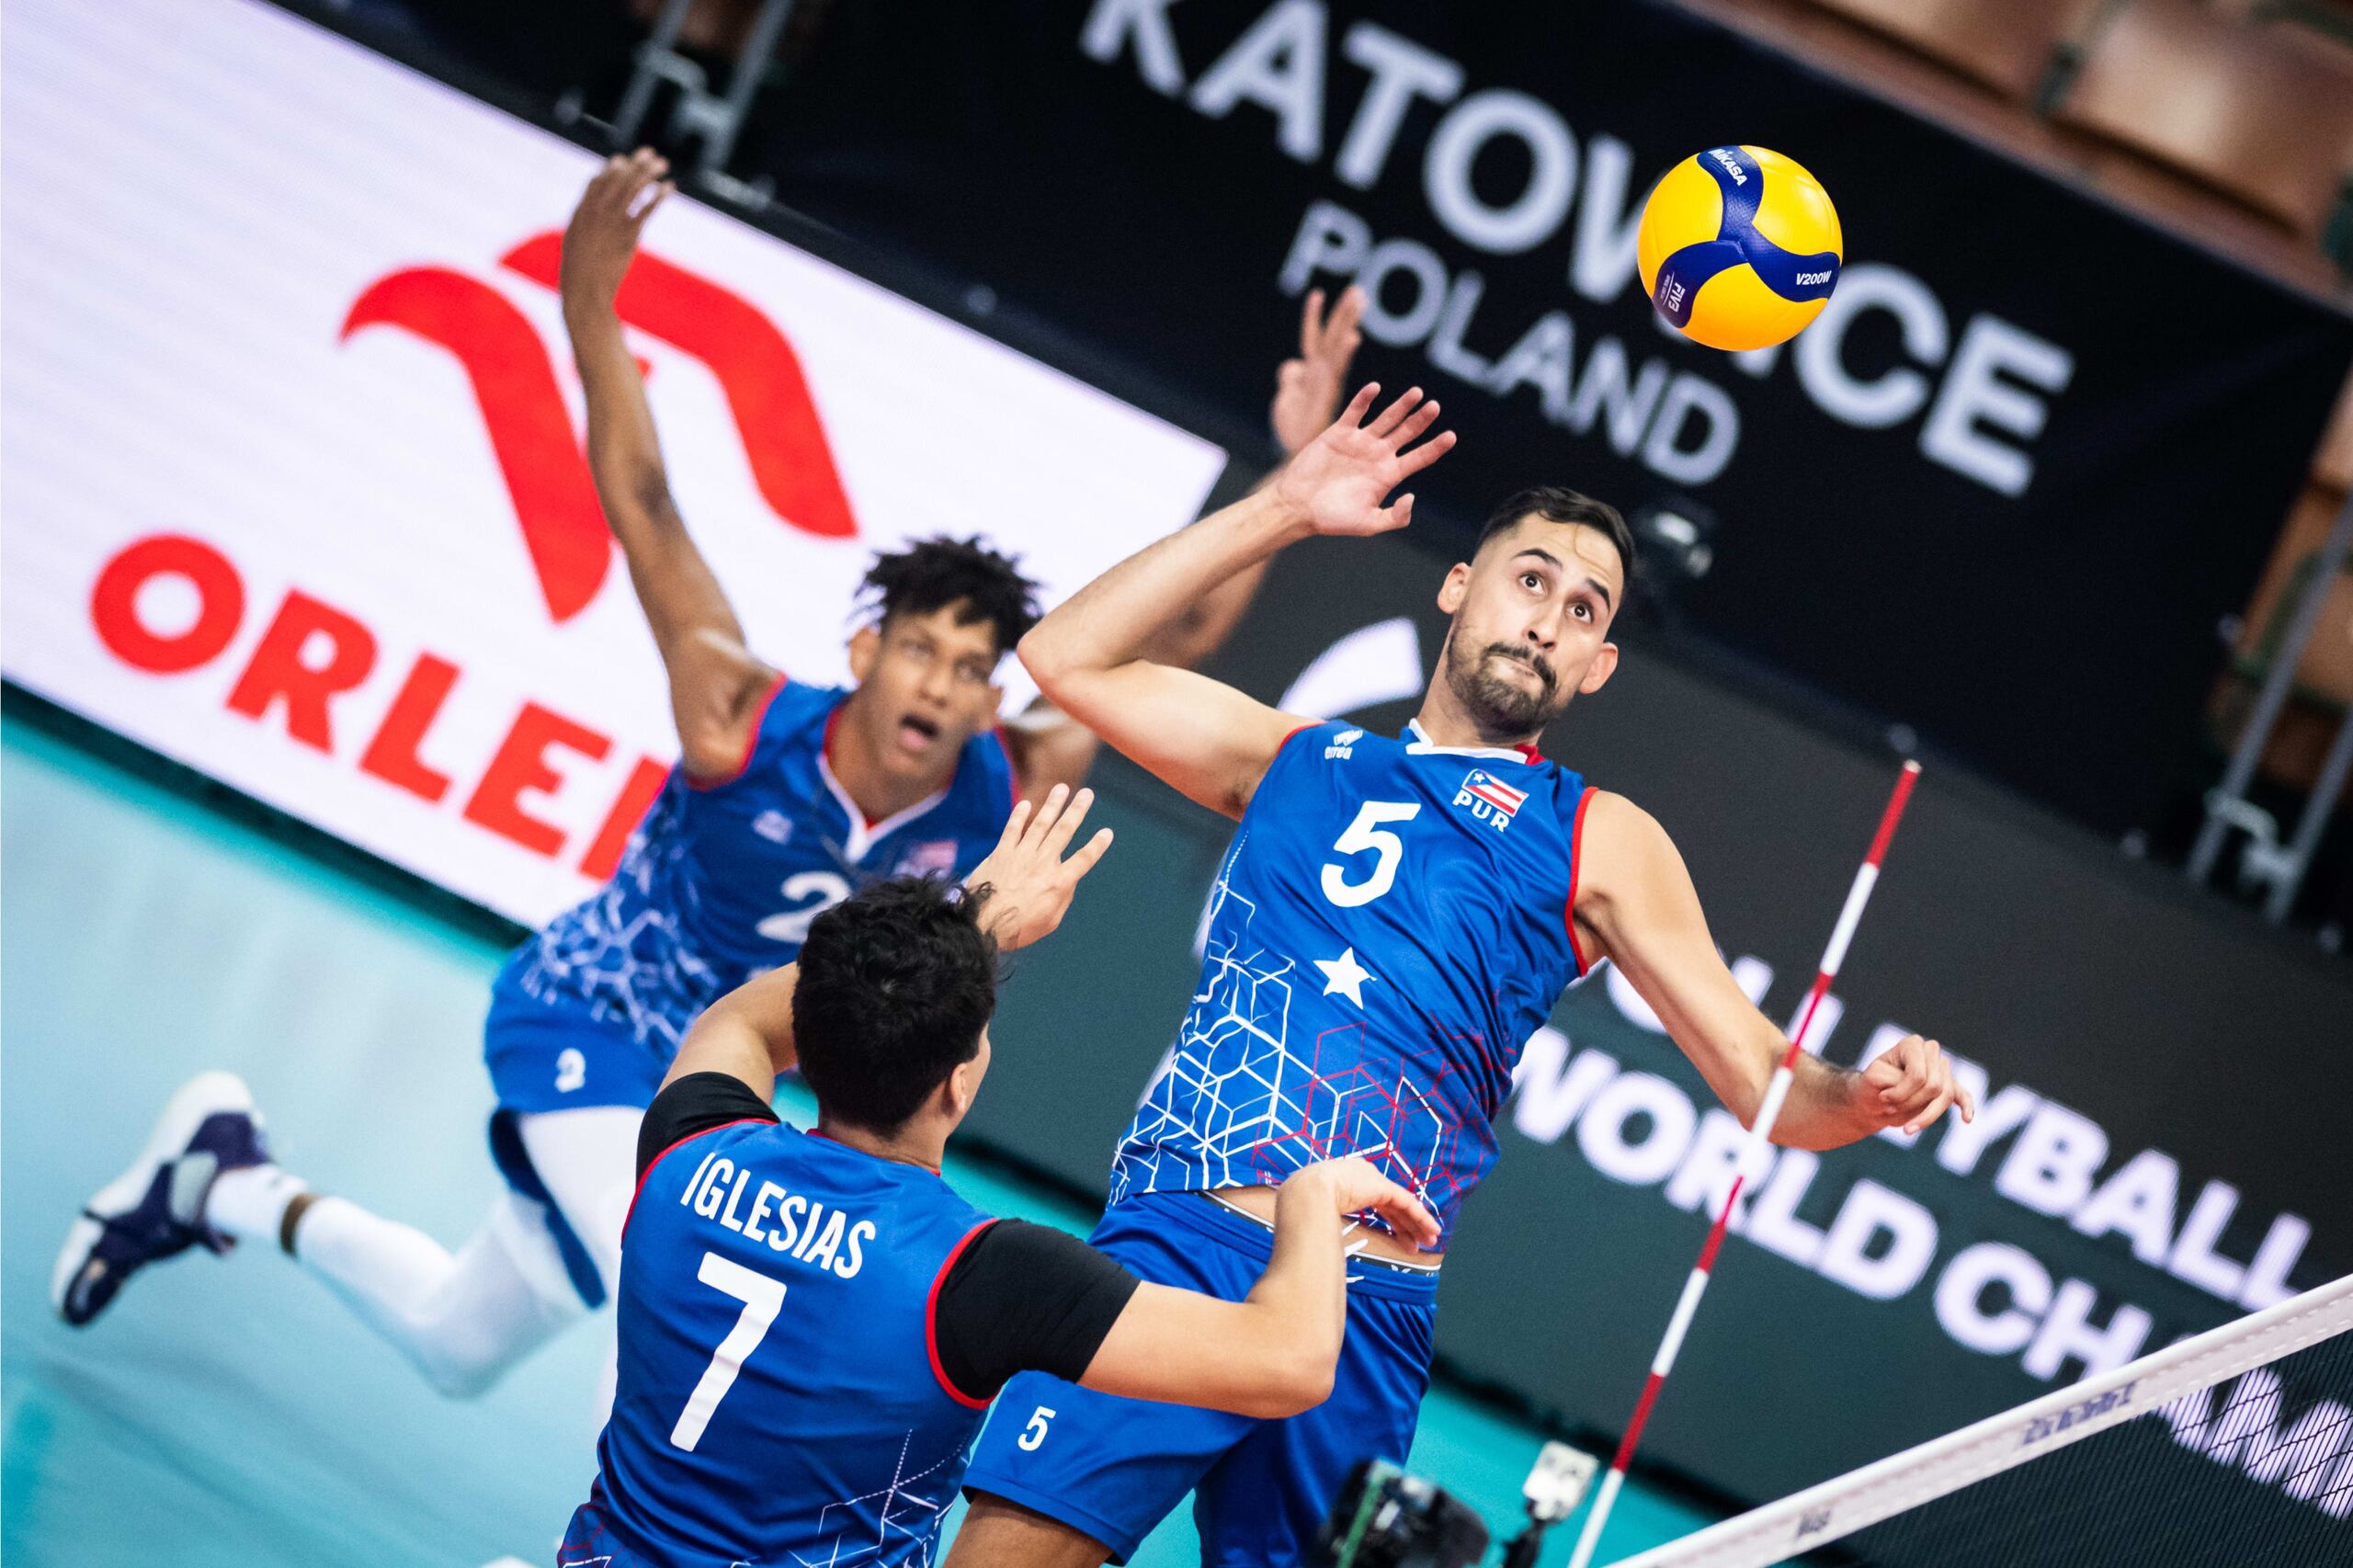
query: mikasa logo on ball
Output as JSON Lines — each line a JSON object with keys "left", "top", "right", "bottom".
{"left": 1706, "top": 146, "right": 1747, "bottom": 184}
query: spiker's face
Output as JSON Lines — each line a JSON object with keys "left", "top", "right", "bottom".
{"left": 1436, "top": 517, "right": 1624, "bottom": 740}
{"left": 845, "top": 602, "right": 1005, "bottom": 784}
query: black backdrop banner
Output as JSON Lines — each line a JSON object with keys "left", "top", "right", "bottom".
{"left": 760, "top": 0, "right": 2353, "bottom": 837}
{"left": 971, "top": 531, "right": 2353, "bottom": 1511}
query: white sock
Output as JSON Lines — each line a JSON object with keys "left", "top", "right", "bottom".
{"left": 204, "top": 1164, "right": 310, "bottom": 1244}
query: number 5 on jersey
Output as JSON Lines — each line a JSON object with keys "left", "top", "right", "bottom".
{"left": 1017, "top": 1405, "right": 1056, "bottom": 1451}
{"left": 1322, "top": 801, "right": 1420, "bottom": 908}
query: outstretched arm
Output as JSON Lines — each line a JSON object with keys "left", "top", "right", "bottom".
{"left": 1021, "top": 383, "right": 1456, "bottom": 819}
{"left": 1077, "top": 1157, "right": 1439, "bottom": 1418}
{"left": 560, "top": 150, "right": 777, "bottom": 781}
{"left": 1573, "top": 790, "right": 1974, "bottom": 1149}
{"left": 998, "top": 288, "right": 1368, "bottom": 803}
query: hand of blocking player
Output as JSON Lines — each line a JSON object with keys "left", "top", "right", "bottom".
{"left": 1273, "top": 383, "right": 1458, "bottom": 540}
{"left": 560, "top": 147, "right": 673, "bottom": 321}
{"left": 1270, "top": 287, "right": 1367, "bottom": 456}
{"left": 966, "top": 785, "right": 1116, "bottom": 952}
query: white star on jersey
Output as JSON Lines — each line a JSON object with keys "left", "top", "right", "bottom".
{"left": 1315, "top": 947, "right": 1376, "bottom": 1006}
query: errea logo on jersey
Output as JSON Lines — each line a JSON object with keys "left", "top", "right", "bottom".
{"left": 1453, "top": 769, "right": 1527, "bottom": 834}
{"left": 1324, "top": 729, "right": 1363, "bottom": 760}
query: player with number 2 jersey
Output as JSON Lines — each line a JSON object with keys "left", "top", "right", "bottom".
{"left": 953, "top": 384, "right": 1975, "bottom": 1568}
{"left": 53, "top": 149, "right": 1359, "bottom": 1421}
{"left": 52, "top": 153, "right": 1086, "bottom": 1408}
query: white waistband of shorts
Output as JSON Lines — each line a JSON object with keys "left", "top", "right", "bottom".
{"left": 1198, "top": 1189, "right": 1443, "bottom": 1276}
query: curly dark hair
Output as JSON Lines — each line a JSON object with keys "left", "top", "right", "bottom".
{"left": 791, "top": 877, "right": 1000, "bottom": 1131}
{"left": 858, "top": 536, "right": 1041, "bottom": 658}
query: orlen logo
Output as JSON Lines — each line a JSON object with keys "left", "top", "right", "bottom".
{"left": 341, "top": 232, "right": 858, "bottom": 622}
{"left": 78, "top": 235, "right": 866, "bottom": 893}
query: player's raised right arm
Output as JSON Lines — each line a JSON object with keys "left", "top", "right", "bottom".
{"left": 1021, "top": 383, "right": 1457, "bottom": 819}
{"left": 560, "top": 150, "right": 778, "bottom": 782}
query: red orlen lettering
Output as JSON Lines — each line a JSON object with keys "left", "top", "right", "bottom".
{"left": 359, "top": 653, "right": 463, "bottom": 802}
{"left": 225, "top": 590, "right": 379, "bottom": 752}
{"left": 578, "top": 756, "right": 671, "bottom": 881}
{"left": 502, "top": 234, "right": 858, "bottom": 540}
{"left": 464, "top": 701, "right": 612, "bottom": 858}
{"left": 91, "top": 535, "right": 245, "bottom": 674}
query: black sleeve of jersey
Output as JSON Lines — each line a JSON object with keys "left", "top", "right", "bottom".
{"left": 636, "top": 1073, "right": 780, "bottom": 1178}
{"left": 931, "top": 1219, "right": 1142, "bottom": 1403}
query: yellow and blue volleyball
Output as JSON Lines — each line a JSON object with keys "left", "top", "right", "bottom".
{"left": 1636, "top": 146, "right": 1843, "bottom": 352}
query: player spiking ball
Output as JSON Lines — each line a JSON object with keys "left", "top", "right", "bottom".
{"left": 50, "top": 151, "right": 1366, "bottom": 1416}
{"left": 948, "top": 383, "right": 1976, "bottom": 1568}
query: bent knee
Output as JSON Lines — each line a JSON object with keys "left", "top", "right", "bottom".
{"left": 416, "top": 1343, "right": 509, "bottom": 1400}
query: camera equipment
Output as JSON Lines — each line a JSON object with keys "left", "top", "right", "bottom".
{"left": 1501, "top": 1442, "right": 1600, "bottom": 1568}
{"left": 1320, "top": 1459, "right": 1491, "bottom": 1568}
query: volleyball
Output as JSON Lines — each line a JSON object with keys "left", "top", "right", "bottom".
{"left": 1636, "top": 145, "right": 1843, "bottom": 352}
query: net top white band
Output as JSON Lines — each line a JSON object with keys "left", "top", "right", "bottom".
{"left": 1608, "top": 1271, "right": 2353, "bottom": 1567}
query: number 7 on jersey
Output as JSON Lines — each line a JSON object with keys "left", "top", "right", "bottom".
{"left": 669, "top": 1251, "right": 788, "bottom": 1452}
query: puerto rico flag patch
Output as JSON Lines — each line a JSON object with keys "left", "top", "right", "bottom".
{"left": 893, "top": 839, "right": 961, "bottom": 878}
{"left": 1454, "top": 769, "right": 1527, "bottom": 834}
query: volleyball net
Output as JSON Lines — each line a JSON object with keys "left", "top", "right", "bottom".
{"left": 1608, "top": 1271, "right": 2353, "bottom": 1567}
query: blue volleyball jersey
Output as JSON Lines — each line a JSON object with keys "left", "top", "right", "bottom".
{"left": 566, "top": 1121, "right": 996, "bottom": 1568}
{"left": 510, "top": 679, "right": 1017, "bottom": 1057}
{"left": 1108, "top": 720, "right": 1592, "bottom": 1244}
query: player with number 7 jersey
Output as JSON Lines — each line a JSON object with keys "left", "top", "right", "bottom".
{"left": 952, "top": 384, "right": 1973, "bottom": 1568}
{"left": 564, "top": 787, "right": 1440, "bottom": 1568}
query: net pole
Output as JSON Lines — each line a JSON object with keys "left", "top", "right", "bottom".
{"left": 1566, "top": 760, "right": 1922, "bottom": 1568}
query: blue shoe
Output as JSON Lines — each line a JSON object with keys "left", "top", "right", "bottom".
{"left": 52, "top": 1072, "right": 270, "bottom": 1326}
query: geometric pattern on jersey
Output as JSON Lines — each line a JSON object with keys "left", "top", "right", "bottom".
{"left": 514, "top": 680, "right": 1016, "bottom": 1056}
{"left": 574, "top": 1120, "right": 995, "bottom": 1568}
{"left": 798, "top": 1428, "right": 964, "bottom": 1568}
{"left": 1108, "top": 867, "right": 1482, "bottom": 1225}
{"left": 1108, "top": 720, "right": 1592, "bottom": 1245}
{"left": 565, "top": 1426, "right": 972, "bottom": 1568}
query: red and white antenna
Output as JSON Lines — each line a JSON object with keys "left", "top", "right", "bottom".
{"left": 1566, "top": 760, "right": 1922, "bottom": 1568}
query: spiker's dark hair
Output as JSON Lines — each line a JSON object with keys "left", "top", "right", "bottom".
{"left": 858, "top": 536, "right": 1040, "bottom": 658}
{"left": 792, "top": 876, "right": 1000, "bottom": 1132}
{"left": 1478, "top": 487, "right": 1637, "bottom": 594}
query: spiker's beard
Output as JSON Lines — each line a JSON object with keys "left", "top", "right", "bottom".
{"left": 1443, "top": 632, "right": 1571, "bottom": 739}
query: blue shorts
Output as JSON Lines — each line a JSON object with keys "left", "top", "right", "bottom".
{"left": 964, "top": 1191, "right": 1438, "bottom": 1567}
{"left": 481, "top": 945, "right": 671, "bottom": 1117}
{"left": 480, "top": 945, "right": 673, "bottom": 1308}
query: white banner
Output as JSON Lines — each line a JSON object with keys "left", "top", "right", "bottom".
{"left": 1, "top": 0, "right": 1224, "bottom": 926}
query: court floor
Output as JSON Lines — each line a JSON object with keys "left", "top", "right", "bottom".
{"left": 0, "top": 712, "right": 1716, "bottom": 1566}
